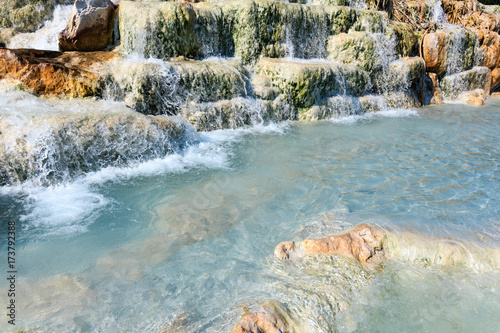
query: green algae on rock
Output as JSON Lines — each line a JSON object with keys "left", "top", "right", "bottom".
{"left": 440, "top": 66, "right": 492, "bottom": 99}
{"left": 119, "top": 0, "right": 408, "bottom": 64}
{"left": 110, "top": 57, "right": 251, "bottom": 115}
{"left": 0, "top": 0, "right": 73, "bottom": 33}
{"left": 256, "top": 57, "right": 371, "bottom": 108}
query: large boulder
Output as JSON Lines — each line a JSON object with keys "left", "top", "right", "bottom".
{"left": 0, "top": 0, "right": 74, "bottom": 33}
{"left": 474, "top": 28, "right": 500, "bottom": 89}
{"left": 422, "top": 27, "right": 478, "bottom": 77}
{"left": 58, "top": 0, "right": 119, "bottom": 51}
{"left": 475, "top": 28, "right": 500, "bottom": 69}
{"left": 232, "top": 301, "right": 297, "bottom": 333}
{"left": 0, "top": 48, "right": 117, "bottom": 97}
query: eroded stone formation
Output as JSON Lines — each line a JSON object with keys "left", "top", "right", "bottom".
{"left": 232, "top": 223, "right": 500, "bottom": 333}
{"left": 274, "top": 224, "right": 385, "bottom": 266}
{"left": 2, "top": 0, "right": 500, "bottom": 131}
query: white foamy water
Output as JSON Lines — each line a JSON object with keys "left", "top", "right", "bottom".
{"left": 428, "top": 0, "right": 446, "bottom": 23}
{"left": 0, "top": 87, "right": 290, "bottom": 238}
{"left": 8, "top": 5, "right": 72, "bottom": 50}
{"left": 328, "top": 108, "right": 419, "bottom": 124}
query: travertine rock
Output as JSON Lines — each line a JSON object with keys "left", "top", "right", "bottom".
{"left": 0, "top": 48, "right": 118, "bottom": 97}
{"left": 275, "top": 224, "right": 385, "bottom": 266}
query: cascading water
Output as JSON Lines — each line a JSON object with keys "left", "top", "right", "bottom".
{"left": 8, "top": 5, "right": 72, "bottom": 51}
{"left": 428, "top": 0, "right": 446, "bottom": 23}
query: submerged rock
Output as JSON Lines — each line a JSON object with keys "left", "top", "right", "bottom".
{"left": 275, "top": 224, "right": 385, "bottom": 266}
{"left": 276, "top": 223, "right": 500, "bottom": 272}
{"left": 59, "top": 0, "right": 119, "bottom": 51}
{"left": 232, "top": 300, "right": 298, "bottom": 333}
{"left": 236, "top": 223, "right": 500, "bottom": 333}
{"left": 0, "top": 48, "right": 118, "bottom": 97}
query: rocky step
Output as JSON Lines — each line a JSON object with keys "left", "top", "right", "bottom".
{"left": 0, "top": 48, "right": 118, "bottom": 98}
{"left": 0, "top": 104, "right": 192, "bottom": 186}
{"left": 119, "top": 0, "right": 416, "bottom": 64}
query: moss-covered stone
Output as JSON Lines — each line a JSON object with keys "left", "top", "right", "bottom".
{"left": 181, "top": 98, "right": 273, "bottom": 131}
{"left": 252, "top": 75, "right": 279, "bottom": 100}
{"left": 256, "top": 57, "right": 370, "bottom": 109}
{"left": 375, "top": 56, "right": 425, "bottom": 92}
{"left": 440, "top": 66, "right": 492, "bottom": 99}
{"left": 390, "top": 21, "right": 417, "bottom": 57}
{"left": 307, "top": 0, "right": 350, "bottom": 5}
{"left": 170, "top": 58, "right": 252, "bottom": 101}
{"left": 350, "top": 9, "right": 390, "bottom": 33}
{"left": 120, "top": 0, "right": 387, "bottom": 63}
{"left": 327, "top": 31, "right": 379, "bottom": 72}
{"left": 110, "top": 57, "right": 251, "bottom": 115}
{"left": 0, "top": 0, "right": 73, "bottom": 32}
{"left": 120, "top": 1, "right": 199, "bottom": 59}
{"left": 299, "top": 95, "right": 363, "bottom": 120}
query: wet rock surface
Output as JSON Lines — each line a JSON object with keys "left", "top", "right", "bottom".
{"left": 58, "top": 0, "right": 119, "bottom": 51}
{"left": 275, "top": 224, "right": 385, "bottom": 266}
{"left": 0, "top": 48, "right": 118, "bottom": 97}
{"left": 232, "top": 301, "right": 297, "bottom": 333}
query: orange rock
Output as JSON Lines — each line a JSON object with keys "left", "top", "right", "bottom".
{"left": 274, "top": 224, "right": 385, "bottom": 266}
{"left": 492, "top": 68, "right": 500, "bottom": 90}
{"left": 457, "top": 89, "right": 486, "bottom": 105}
{"left": 443, "top": 0, "right": 500, "bottom": 32}
{"left": 427, "top": 72, "right": 444, "bottom": 105}
{"left": 422, "top": 31, "right": 447, "bottom": 76}
{"left": 232, "top": 301, "right": 295, "bottom": 333}
{"left": 0, "top": 48, "right": 119, "bottom": 97}
{"left": 475, "top": 29, "right": 500, "bottom": 69}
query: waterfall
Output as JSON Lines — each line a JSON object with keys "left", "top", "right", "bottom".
{"left": 0, "top": 90, "right": 197, "bottom": 186}
{"left": 8, "top": 5, "right": 72, "bottom": 51}
{"left": 348, "top": 0, "right": 368, "bottom": 10}
{"left": 428, "top": 0, "right": 446, "bottom": 23}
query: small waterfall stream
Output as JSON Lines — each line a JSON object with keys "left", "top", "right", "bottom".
{"left": 8, "top": 5, "right": 72, "bottom": 50}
